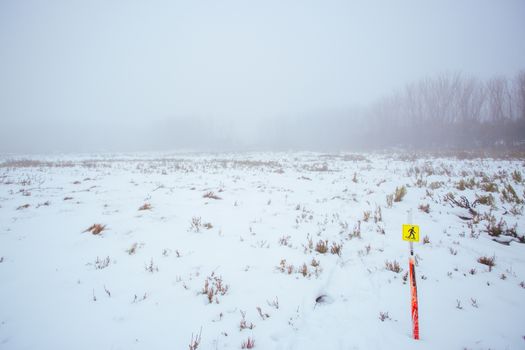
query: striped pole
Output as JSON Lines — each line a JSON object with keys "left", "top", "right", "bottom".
{"left": 407, "top": 209, "right": 419, "bottom": 340}
{"left": 409, "top": 256, "right": 419, "bottom": 340}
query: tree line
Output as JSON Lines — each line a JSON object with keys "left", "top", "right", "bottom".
{"left": 365, "top": 71, "right": 525, "bottom": 149}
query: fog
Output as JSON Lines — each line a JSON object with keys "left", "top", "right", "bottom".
{"left": 1, "top": 0, "right": 524, "bottom": 153}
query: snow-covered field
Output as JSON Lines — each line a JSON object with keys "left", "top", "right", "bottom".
{"left": 0, "top": 152, "right": 524, "bottom": 350}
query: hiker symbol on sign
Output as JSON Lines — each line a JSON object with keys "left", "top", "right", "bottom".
{"left": 402, "top": 224, "right": 420, "bottom": 242}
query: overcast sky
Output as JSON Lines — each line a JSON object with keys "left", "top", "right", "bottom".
{"left": 1, "top": 0, "right": 524, "bottom": 153}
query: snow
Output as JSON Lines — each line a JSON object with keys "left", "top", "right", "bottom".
{"left": 0, "top": 152, "right": 524, "bottom": 349}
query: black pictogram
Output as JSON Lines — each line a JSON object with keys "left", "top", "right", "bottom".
{"left": 406, "top": 226, "right": 416, "bottom": 240}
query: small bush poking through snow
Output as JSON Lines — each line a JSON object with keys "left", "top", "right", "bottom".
{"left": 475, "top": 194, "right": 494, "bottom": 207}
{"left": 299, "top": 263, "right": 309, "bottom": 277}
{"left": 457, "top": 178, "right": 476, "bottom": 191}
{"left": 477, "top": 255, "right": 496, "bottom": 271}
{"left": 501, "top": 184, "right": 522, "bottom": 204}
{"left": 481, "top": 182, "right": 498, "bottom": 193}
{"left": 145, "top": 259, "right": 159, "bottom": 273}
{"left": 239, "top": 310, "right": 255, "bottom": 331}
{"left": 203, "top": 191, "right": 222, "bottom": 200}
{"left": 138, "top": 203, "right": 152, "bottom": 211}
{"left": 385, "top": 260, "right": 402, "bottom": 273}
{"left": 278, "top": 235, "right": 291, "bottom": 247}
{"left": 330, "top": 242, "right": 343, "bottom": 256}
{"left": 485, "top": 218, "right": 505, "bottom": 237}
{"left": 470, "top": 298, "right": 478, "bottom": 308}
{"left": 418, "top": 203, "right": 430, "bottom": 213}
{"left": 511, "top": 170, "right": 522, "bottom": 183}
{"left": 202, "top": 274, "right": 229, "bottom": 304}
{"left": 188, "top": 328, "right": 202, "bottom": 350}
{"left": 429, "top": 181, "right": 443, "bottom": 190}
{"left": 386, "top": 194, "right": 394, "bottom": 208}
{"left": 94, "top": 256, "right": 111, "bottom": 269}
{"left": 315, "top": 240, "right": 329, "bottom": 254}
{"left": 267, "top": 296, "right": 279, "bottom": 309}
{"left": 350, "top": 221, "right": 362, "bottom": 239}
{"left": 84, "top": 224, "right": 106, "bottom": 235}
{"left": 393, "top": 186, "right": 407, "bottom": 202}
{"left": 484, "top": 217, "right": 522, "bottom": 242}
{"left": 190, "top": 217, "right": 202, "bottom": 232}
{"left": 241, "top": 337, "right": 255, "bottom": 349}
{"left": 277, "top": 259, "right": 321, "bottom": 278}
{"left": 126, "top": 242, "right": 138, "bottom": 255}
{"left": 374, "top": 205, "right": 382, "bottom": 223}
{"left": 379, "top": 312, "right": 391, "bottom": 322}
{"left": 256, "top": 306, "right": 269, "bottom": 320}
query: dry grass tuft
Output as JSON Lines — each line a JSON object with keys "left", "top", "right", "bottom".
{"left": 203, "top": 191, "right": 222, "bottom": 200}
{"left": 477, "top": 255, "right": 496, "bottom": 271}
{"left": 278, "top": 235, "right": 291, "bottom": 247}
{"left": 501, "top": 183, "right": 522, "bottom": 204}
{"left": 511, "top": 170, "right": 522, "bottom": 183}
{"left": 202, "top": 274, "right": 229, "bottom": 304}
{"left": 126, "top": 243, "right": 138, "bottom": 255}
{"left": 379, "top": 311, "right": 391, "bottom": 322}
{"left": 94, "top": 256, "right": 111, "bottom": 269}
{"left": 374, "top": 206, "right": 382, "bottom": 223}
{"left": 481, "top": 182, "right": 498, "bottom": 193}
{"left": 190, "top": 217, "right": 202, "bottom": 232}
{"left": 84, "top": 224, "right": 106, "bottom": 235}
{"left": 393, "top": 186, "right": 407, "bottom": 202}
{"left": 315, "top": 240, "right": 329, "bottom": 254}
{"left": 138, "top": 203, "right": 152, "bottom": 211}
{"left": 241, "top": 337, "right": 255, "bottom": 349}
{"left": 188, "top": 328, "right": 202, "bottom": 350}
{"left": 418, "top": 203, "right": 430, "bottom": 213}
{"left": 330, "top": 242, "right": 343, "bottom": 256}
{"left": 475, "top": 194, "right": 494, "bottom": 207}
{"left": 385, "top": 260, "right": 402, "bottom": 273}
{"left": 239, "top": 310, "right": 255, "bottom": 331}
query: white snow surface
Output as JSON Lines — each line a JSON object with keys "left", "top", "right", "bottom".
{"left": 0, "top": 152, "right": 524, "bottom": 350}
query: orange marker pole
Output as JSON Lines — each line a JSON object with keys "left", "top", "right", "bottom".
{"left": 409, "top": 256, "right": 419, "bottom": 340}
{"left": 406, "top": 209, "right": 419, "bottom": 340}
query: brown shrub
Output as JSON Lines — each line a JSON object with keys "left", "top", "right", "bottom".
{"left": 477, "top": 255, "right": 495, "bottom": 271}
{"left": 138, "top": 203, "right": 152, "bottom": 211}
{"left": 84, "top": 224, "right": 106, "bottom": 235}
{"left": 385, "top": 260, "right": 402, "bottom": 273}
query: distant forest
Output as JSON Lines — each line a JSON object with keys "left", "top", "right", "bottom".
{"left": 257, "top": 71, "right": 525, "bottom": 152}
{"left": 364, "top": 71, "right": 525, "bottom": 149}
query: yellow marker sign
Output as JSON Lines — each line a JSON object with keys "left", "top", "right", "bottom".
{"left": 402, "top": 224, "right": 420, "bottom": 242}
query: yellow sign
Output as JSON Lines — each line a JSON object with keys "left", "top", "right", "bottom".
{"left": 402, "top": 224, "right": 420, "bottom": 242}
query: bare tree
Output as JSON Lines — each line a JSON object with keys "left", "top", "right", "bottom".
{"left": 486, "top": 77, "right": 512, "bottom": 122}
{"left": 514, "top": 71, "right": 525, "bottom": 121}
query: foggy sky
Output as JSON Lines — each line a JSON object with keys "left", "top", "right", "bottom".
{"left": 1, "top": 0, "right": 524, "bottom": 153}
